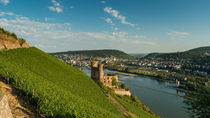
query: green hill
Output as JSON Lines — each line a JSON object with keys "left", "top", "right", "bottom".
{"left": 145, "top": 46, "right": 210, "bottom": 61}
{"left": 51, "top": 49, "right": 133, "bottom": 59}
{"left": 0, "top": 47, "right": 123, "bottom": 117}
{"left": 0, "top": 28, "right": 156, "bottom": 118}
{"left": 187, "top": 46, "right": 210, "bottom": 53}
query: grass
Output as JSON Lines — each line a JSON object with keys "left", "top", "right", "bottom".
{"left": 98, "top": 82, "right": 158, "bottom": 118}
{"left": 0, "top": 47, "right": 122, "bottom": 117}
{"left": 114, "top": 95, "right": 158, "bottom": 118}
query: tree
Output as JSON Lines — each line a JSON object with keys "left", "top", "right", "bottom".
{"left": 11, "top": 33, "right": 17, "bottom": 39}
{"left": 18, "top": 38, "right": 26, "bottom": 46}
{"left": 112, "top": 77, "right": 117, "bottom": 86}
{"left": 121, "top": 83, "right": 126, "bottom": 89}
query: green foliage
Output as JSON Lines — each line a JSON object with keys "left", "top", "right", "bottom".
{"left": 0, "top": 47, "right": 122, "bottom": 117}
{"left": 183, "top": 79, "right": 210, "bottom": 118}
{"left": 120, "top": 83, "right": 126, "bottom": 89}
{"left": 108, "top": 66, "right": 172, "bottom": 81}
{"left": 131, "top": 94, "right": 140, "bottom": 103}
{"left": 187, "top": 46, "right": 210, "bottom": 53}
{"left": 0, "top": 28, "right": 18, "bottom": 39}
{"left": 11, "top": 33, "right": 17, "bottom": 39}
{"left": 114, "top": 95, "right": 159, "bottom": 118}
{"left": 98, "top": 82, "right": 158, "bottom": 118}
{"left": 18, "top": 38, "right": 26, "bottom": 45}
{"left": 51, "top": 49, "right": 134, "bottom": 59}
{"left": 112, "top": 77, "right": 117, "bottom": 86}
{"left": 145, "top": 46, "right": 210, "bottom": 63}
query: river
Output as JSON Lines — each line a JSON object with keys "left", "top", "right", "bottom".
{"left": 81, "top": 68, "right": 190, "bottom": 118}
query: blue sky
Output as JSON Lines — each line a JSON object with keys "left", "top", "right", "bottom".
{"left": 0, "top": 0, "right": 210, "bottom": 53}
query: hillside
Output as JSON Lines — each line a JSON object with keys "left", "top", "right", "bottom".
{"left": 0, "top": 28, "right": 158, "bottom": 118}
{"left": 51, "top": 49, "right": 133, "bottom": 59}
{"left": 187, "top": 46, "right": 210, "bottom": 53}
{"left": 0, "top": 47, "right": 124, "bottom": 117}
{"left": 145, "top": 46, "right": 210, "bottom": 60}
{"left": 0, "top": 28, "right": 30, "bottom": 49}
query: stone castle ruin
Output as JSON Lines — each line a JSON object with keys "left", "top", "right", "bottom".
{"left": 91, "top": 61, "right": 118, "bottom": 87}
{"left": 91, "top": 61, "right": 131, "bottom": 96}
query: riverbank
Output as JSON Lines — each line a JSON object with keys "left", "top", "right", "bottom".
{"left": 81, "top": 68, "right": 190, "bottom": 118}
{"left": 105, "top": 67, "right": 176, "bottom": 83}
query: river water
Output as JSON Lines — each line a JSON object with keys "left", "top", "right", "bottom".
{"left": 81, "top": 68, "right": 190, "bottom": 118}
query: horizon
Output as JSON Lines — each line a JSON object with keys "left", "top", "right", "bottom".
{"left": 0, "top": 0, "right": 210, "bottom": 53}
{"left": 49, "top": 45, "right": 210, "bottom": 54}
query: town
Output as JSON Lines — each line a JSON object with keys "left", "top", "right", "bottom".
{"left": 53, "top": 53, "right": 210, "bottom": 80}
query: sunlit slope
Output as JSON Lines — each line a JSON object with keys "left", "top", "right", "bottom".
{"left": 0, "top": 47, "right": 122, "bottom": 117}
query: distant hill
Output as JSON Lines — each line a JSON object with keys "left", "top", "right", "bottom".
{"left": 187, "top": 46, "right": 210, "bottom": 53}
{"left": 51, "top": 49, "right": 134, "bottom": 59}
{"left": 145, "top": 46, "right": 210, "bottom": 61}
{"left": 130, "top": 53, "right": 148, "bottom": 58}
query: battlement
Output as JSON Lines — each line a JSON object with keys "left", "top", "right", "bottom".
{"left": 91, "top": 61, "right": 98, "bottom": 68}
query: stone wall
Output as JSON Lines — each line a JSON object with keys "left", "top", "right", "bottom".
{"left": 115, "top": 89, "right": 131, "bottom": 96}
{"left": 0, "top": 95, "right": 13, "bottom": 118}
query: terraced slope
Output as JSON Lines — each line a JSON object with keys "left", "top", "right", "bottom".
{"left": 0, "top": 47, "right": 122, "bottom": 117}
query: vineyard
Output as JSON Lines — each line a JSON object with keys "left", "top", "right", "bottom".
{"left": 0, "top": 47, "right": 123, "bottom": 117}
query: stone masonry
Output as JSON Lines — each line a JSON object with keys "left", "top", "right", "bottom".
{"left": 91, "top": 61, "right": 118, "bottom": 87}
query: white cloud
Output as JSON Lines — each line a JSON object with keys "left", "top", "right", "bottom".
{"left": 0, "top": 12, "right": 155, "bottom": 52}
{"left": 136, "top": 27, "right": 143, "bottom": 30}
{"left": 133, "top": 40, "right": 156, "bottom": 46}
{"left": 70, "top": 6, "right": 74, "bottom": 9}
{"left": 135, "top": 35, "right": 146, "bottom": 39}
{"left": 112, "top": 32, "right": 127, "bottom": 38}
{"left": 104, "top": 7, "right": 135, "bottom": 27}
{"left": 0, "top": 0, "right": 9, "bottom": 5}
{"left": 167, "top": 31, "right": 190, "bottom": 39}
{"left": 105, "top": 18, "right": 114, "bottom": 25}
{"left": 114, "top": 27, "right": 118, "bottom": 31}
{"left": 0, "top": 11, "right": 13, "bottom": 16}
{"left": 49, "top": 0, "right": 63, "bottom": 13}
{"left": 44, "top": 17, "right": 55, "bottom": 21}
{"left": 101, "top": 1, "right": 106, "bottom": 4}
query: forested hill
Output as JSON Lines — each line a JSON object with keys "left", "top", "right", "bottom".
{"left": 187, "top": 46, "right": 210, "bottom": 53}
{"left": 51, "top": 49, "right": 134, "bottom": 59}
{"left": 145, "top": 46, "right": 210, "bottom": 60}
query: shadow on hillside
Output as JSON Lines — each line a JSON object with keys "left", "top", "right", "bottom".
{"left": 0, "top": 77, "right": 43, "bottom": 118}
{"left": 0, "top": 77, "right": 77, "bottom": 118}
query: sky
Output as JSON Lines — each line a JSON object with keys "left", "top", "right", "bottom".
{"left": 0, "top": 0, "right": 210, "bottom": 53}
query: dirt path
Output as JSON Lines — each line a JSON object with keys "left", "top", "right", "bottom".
{"left": 108, "top": 94, "right": 137, "bottom": 118}
{"left": 0, "top": 78, "right": 43, "bottom": 118}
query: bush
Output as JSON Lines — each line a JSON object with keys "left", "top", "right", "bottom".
{"left": 112, "top": 77, "right": 117, "bottom": 86}
{"left": 120, "top": 83, "right": 126, "bottom": 89}
{"left": 18, "top": 38, "right": 26, "bottom": 46}
{"left": 11, "top": 33, "right": 17, "bottom": 39}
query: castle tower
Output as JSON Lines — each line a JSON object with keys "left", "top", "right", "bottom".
{"left": 98, "top": 63, "right": 104, "bottom": 81}
{"left": 91, "top": 61, "right": 98, "bottom": 80}
{"left": 91, "top": 61, "right": 104, "bottom": 81}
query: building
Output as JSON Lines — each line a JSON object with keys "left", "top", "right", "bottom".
{"left": 91, "top": 61, "right": 118, "bottom": 87}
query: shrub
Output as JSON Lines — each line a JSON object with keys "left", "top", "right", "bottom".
{"left": 18, "top": 38, "right": 26, "bottom": 46}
